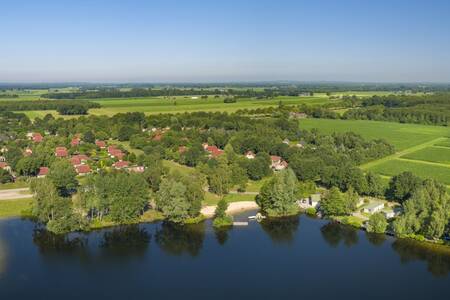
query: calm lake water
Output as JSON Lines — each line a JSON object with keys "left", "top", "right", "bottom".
{"left": 0, "top": 211, "right": 449, "bottom": 299}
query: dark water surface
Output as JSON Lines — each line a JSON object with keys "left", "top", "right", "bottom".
{"left": 0, "top": 211, "right": 449, "bottom": 299}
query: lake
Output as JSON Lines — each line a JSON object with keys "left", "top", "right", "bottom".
{"left": 0, "top": 211, "right": 449, "bottom": 299}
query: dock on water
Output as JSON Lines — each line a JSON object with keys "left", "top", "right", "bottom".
{"left": 233, "top": 222, "right": 249, "bottom": 226}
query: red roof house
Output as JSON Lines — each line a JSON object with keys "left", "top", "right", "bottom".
{"left": 75, "top": 164, "right": 91, "bottom": 175}
{"left": 0, "top": 162, "right": 9, "bottom": 169}
{"left": 95, "top": 140, "right": 106, "bottom": 149}
{"left": 55, "top": 147, "right": 68, "bottom": 158}
{"left": 113, "top": 161, "right": 129, "bottom": 169}
{"left": 178, "top": 146, "right": 187, "bottom": 153}
{"left": 38, "top": 167, "right": 49, "bottom": 177}
{"left": 71, "top": 137, "right": 81, "bottom": 147}
{"left": 206, "top": 145, "right": 224, "bottom": 157}
{"left": 32, "top": 133, "right": 43, "bottom": 143}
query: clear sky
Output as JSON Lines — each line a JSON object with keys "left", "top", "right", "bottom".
{"left": 1, "top": 0, "right": 450, "bottom": 83}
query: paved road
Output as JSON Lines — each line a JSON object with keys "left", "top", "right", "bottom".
{"left": 0, "top": 188, "right": 32, "bottom": 200}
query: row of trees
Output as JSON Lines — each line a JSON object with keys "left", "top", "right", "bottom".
{"left": 0, "top": 100, "right": 100, "bottom": 114}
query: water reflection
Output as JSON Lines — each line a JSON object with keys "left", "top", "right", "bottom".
{"left": 365, "top": 232, "right": 386, "bottom": 247}
{"left": 260, "top": 215, "right": 300, "bottom": 244}
{"left": 155, "top": 221, "right": 205, "bottom": 256}
{"left": 100, "top": 225, "right": 151, "bottom": 256}
{"left": 392, "top": 239, "right": 450, "bottom": 277}
{"left": 320, "top": 222, "right": 358, "bottom": 248}
{"left": 32, "top": 227, "right": 88, "bottom": 254}
{"left": 214, "top": 226, "right": 232, "bottom": 246}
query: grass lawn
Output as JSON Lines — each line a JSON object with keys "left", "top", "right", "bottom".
{"left": 0, "top": 198, "right": 33, "bottom": 218}
{"left": 434, "top": 139, "right": 450, "bottom": 148}
{"left": 300, "top": 119, "right": 450, "bottom": 151}
{"left": 368, "top": 159, "right": 450, "bottom": 185}
{"left": 0, "top": 181, "right": 29, "bottom": 190}
{"left": 203, "top": 192, "right": 256, "bottom": 206}
{"left": 401, "top": 146, "right": 450, "bottom": 165}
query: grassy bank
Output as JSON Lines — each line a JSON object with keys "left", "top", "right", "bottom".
{"left": 0, "top": 198, "right": 33, "bottom": 218}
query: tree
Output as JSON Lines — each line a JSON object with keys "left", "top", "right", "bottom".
{"left": 296, "top": 180, "right": 316, "bottom": 199}
{"left": 0, "top": 168, "right": 13, "bottom": 183}
{"left": 256, "top": 168, "right": 298, "bottom": 216}
{"left": 366, "top": 213, "right": 388, "bottom": 233}
{"left": 108, "top": 173, "right": 149, "bottom": 223}
{"left": 156, "top": 178, "right": 190, "bottom": 223}
{"left": 387, "top": 172, "right": 422, "bottom": 202}
{"left": 393, "top": 179, "right": 449, "bottom": 239}
{"left": 213, "top": 198, "right": 233, "bottom": 227}
{"left": 83, "top": 131, "right": 95, "bottom": 144}
{"left": 365, "top": 172, "right": 385, "bottom": 197}
{"left": 47, "top": 159, "right": 78, "bottom": 197}
{"left": 320, "top": 187, "right": 348, "bottom": 216}
{"left": 230, "top": 163, "right": 248, "bottom": 191}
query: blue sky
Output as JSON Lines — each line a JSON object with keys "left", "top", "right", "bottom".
{"left": 1, "top": 0, "right": 450, "bottom": 82}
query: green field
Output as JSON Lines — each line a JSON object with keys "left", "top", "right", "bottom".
{"left": 368, "top": 159, "right": 450, "bottom": 185}
{"left": 402, "top": 146, "right": 450, "bottom": 165}
{"left": 434, "top": 139, "right": 450, "bottom": 148}
{"left": 300, "top": 119, "right": 450, "bottom": 151}
{"left": 0, "top": 198, "right": 33, "bottom": 218}
{"left": 301, "top": 118, "right": 450, "bottom": 185}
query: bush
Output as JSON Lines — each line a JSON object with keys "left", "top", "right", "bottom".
{"left": 366, "top": 213, "right": 388, "bottom": 233}
{"left": 305, "top": 207, "right": 317, "bottom": 216}
{"left": 224, "top": 97, "right": 236, "bottom": 103}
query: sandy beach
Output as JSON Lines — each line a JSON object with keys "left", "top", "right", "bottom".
{"left": 201, "top": 201, "right": 259, "bottom": 218}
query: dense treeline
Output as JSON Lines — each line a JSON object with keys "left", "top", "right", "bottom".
{"left": 342, "top": 94, "right": 450, "bottom": 126}
{"left": 0, "top": 100, "right": 100, "bottom": 115}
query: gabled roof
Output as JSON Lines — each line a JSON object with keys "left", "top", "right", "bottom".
{"left": 32, "top": 133, "right": 43, "bottom": 143}
{"left": 55, "top": 147, "right": 68, "bottom": 157}
{"left": 270, "top": 155, "right": 281, "bottom": 162}
{"left": 113, "top": 160, "right": 129, "bottom": 168}
{"left": 95, "top": 140, "right": 106, "bottom": 148}
{"left": 71, "top": 137, "right": 81, "bottom": 146}
{"left": 38, "top": 167, "right": 49, "bottom": 176}
{"left": 75, "top": 164, "right": 91, "bottom": 174}
{"left": 0, "top": 162, "right": 9, "bottom": 169}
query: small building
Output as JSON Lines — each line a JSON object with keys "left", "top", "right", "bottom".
{"left": 270, "top": 155, "right": 288, "bottom": 171}
{"left": 309, "top": 193, "right": 321, "bottom": 208}
{"left": 95, "top": 140, "right": 106, "bottom": 149}
{"left": 282, "top": 138, "right": 290, "bottom": 145}
{"left": 363, "top": 202, "right": 385, "bottom": 214}
{"left": 128, "top": 166, "right": 145, "bottom": 173}
{"left": 75, "top": 164, "right": 91, "bottom": 176}
{"left": 383, "top": 210, "right": 396, "bottom": 219}
{"left": 37, "top": 167, "right": 49, "bottom": 178}
{"left": 0, "top": 156, "right": 5, "bottom": 162}
{"left": 113, "top": 160, "right": 130, "bottom": 169}
{"left": 289, "top": 112, "right": 307, "bottom": 119}
{"left": 31, "top": 133, "right": 43, "bottom": 143}
{"left": 0, "top": 162, "right": 11, "bottom": 172}
{"left": 205, "top": 145, "right": 224, "bottom": 158}
{"left": 24, "top": 148, "right": 33, "bottom": 156}
{"left": 71, "top": 137, "right": 81, "bottom": 147}
{"left": 245, "top": 151, "right": 255, "bottom": 159}
{"left": 55, "top": 147, "right": 68, "bottom": 158}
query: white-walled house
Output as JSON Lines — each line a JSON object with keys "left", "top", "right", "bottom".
{"left": 363, "top": 202, "right": 385, "bottom": 214}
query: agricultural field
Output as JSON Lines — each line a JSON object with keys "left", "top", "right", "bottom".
{"left": 300, "top": 118, "right": 450, "bottom": 151}
{"left": 300, "top": 118, "right": 450, "bottom": 185}
{"left": 401, "top": 145, "right": 450, "bottom": 165}
{"left": 368, "top": 159, "right": 450, "bottom": 185}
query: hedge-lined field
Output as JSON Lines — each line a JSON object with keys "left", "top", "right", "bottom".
{"left": 300, "top": 118, "right": 450, "bottom": 151}
{"left": 368, "top": 159, "right": 450, "bottom": 185}
{"left": 402, "top": 146, "right": 450, "bottom": 165}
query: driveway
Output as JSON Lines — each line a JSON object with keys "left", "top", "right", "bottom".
{"left": 0, "top": 188, "right": 32, "bottom": 200}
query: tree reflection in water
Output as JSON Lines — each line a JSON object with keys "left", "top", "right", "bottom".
{"left": 32, "top": 227, "right": 88, "bottom": 254}
{"left": 392, "top": 239, "right": 450, "bottom": 277}
{"left": 155, "top": 221, "right": 205, "bottom": 257}
{"left": 260, "top": 215, "right": 300, "bottom": 245}
{"left": 320, "top": 222, "right": 358, "bottom": 248}
{"left": 365, "top": 232, "right": 386, "bottom": 247}
{"left": 214, "top": 226, "right": 232, "bottom": 246}
{"left": 100, "top": 225, "right": 151, "bottom": 256}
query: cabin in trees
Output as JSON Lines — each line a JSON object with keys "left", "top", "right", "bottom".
{"left": 75, "top": 164, "right": 91, "bottom": 176}
{"left": 37, "top": 167, "right": 49, "bottom": 178}
{"left": 71, "top": 137, "right": 81, "bottom": 147}
{"left": 289, "top": 112, "right": 307, "bottom": 119}
{"left": 113, "top": 160, "right": 129, "bottom": 169}
{"left": 270, "top": 155, "right": 288, "bottom": 171}
{"left": 363, "top": 202, "right": 385, "bottom": 214}
{"left": 27, "top": 132, "right": 43, "bottom": 143}
{"left": 95, "top": 140, "right": 106, "bottom": 149}
{"left": 203, "top": 143, "right": 224, "bottom": 158}
{"left": 108, "top": 146, "right": 125, "bottom": 160}
{"left": 55, "top": 147, "right": 68, "bottom": 158}
{"left": 245, "top": 151, "right": 255, "bottom": 159}
{"left": 0, "top": 162, "right": 11, "bottom": 172}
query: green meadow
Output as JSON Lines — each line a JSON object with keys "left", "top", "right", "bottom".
{"left": 300, "top": 118, "right": 450, "bottom": 151}
{"left": 401, "top": 146, "right": 450, "bottom": 165}
{"left": 368, "top": 159, "right": 450, "bottom": 185}
{"left": 300, "top": 118, "right": 450, "bottom": 185}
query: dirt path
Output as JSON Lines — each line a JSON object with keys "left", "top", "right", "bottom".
{"left": 0, "top": 188, "right": 32, "bottom": 200}
{"left": 201, "top": 201, "right": 259, "bottom": 218}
